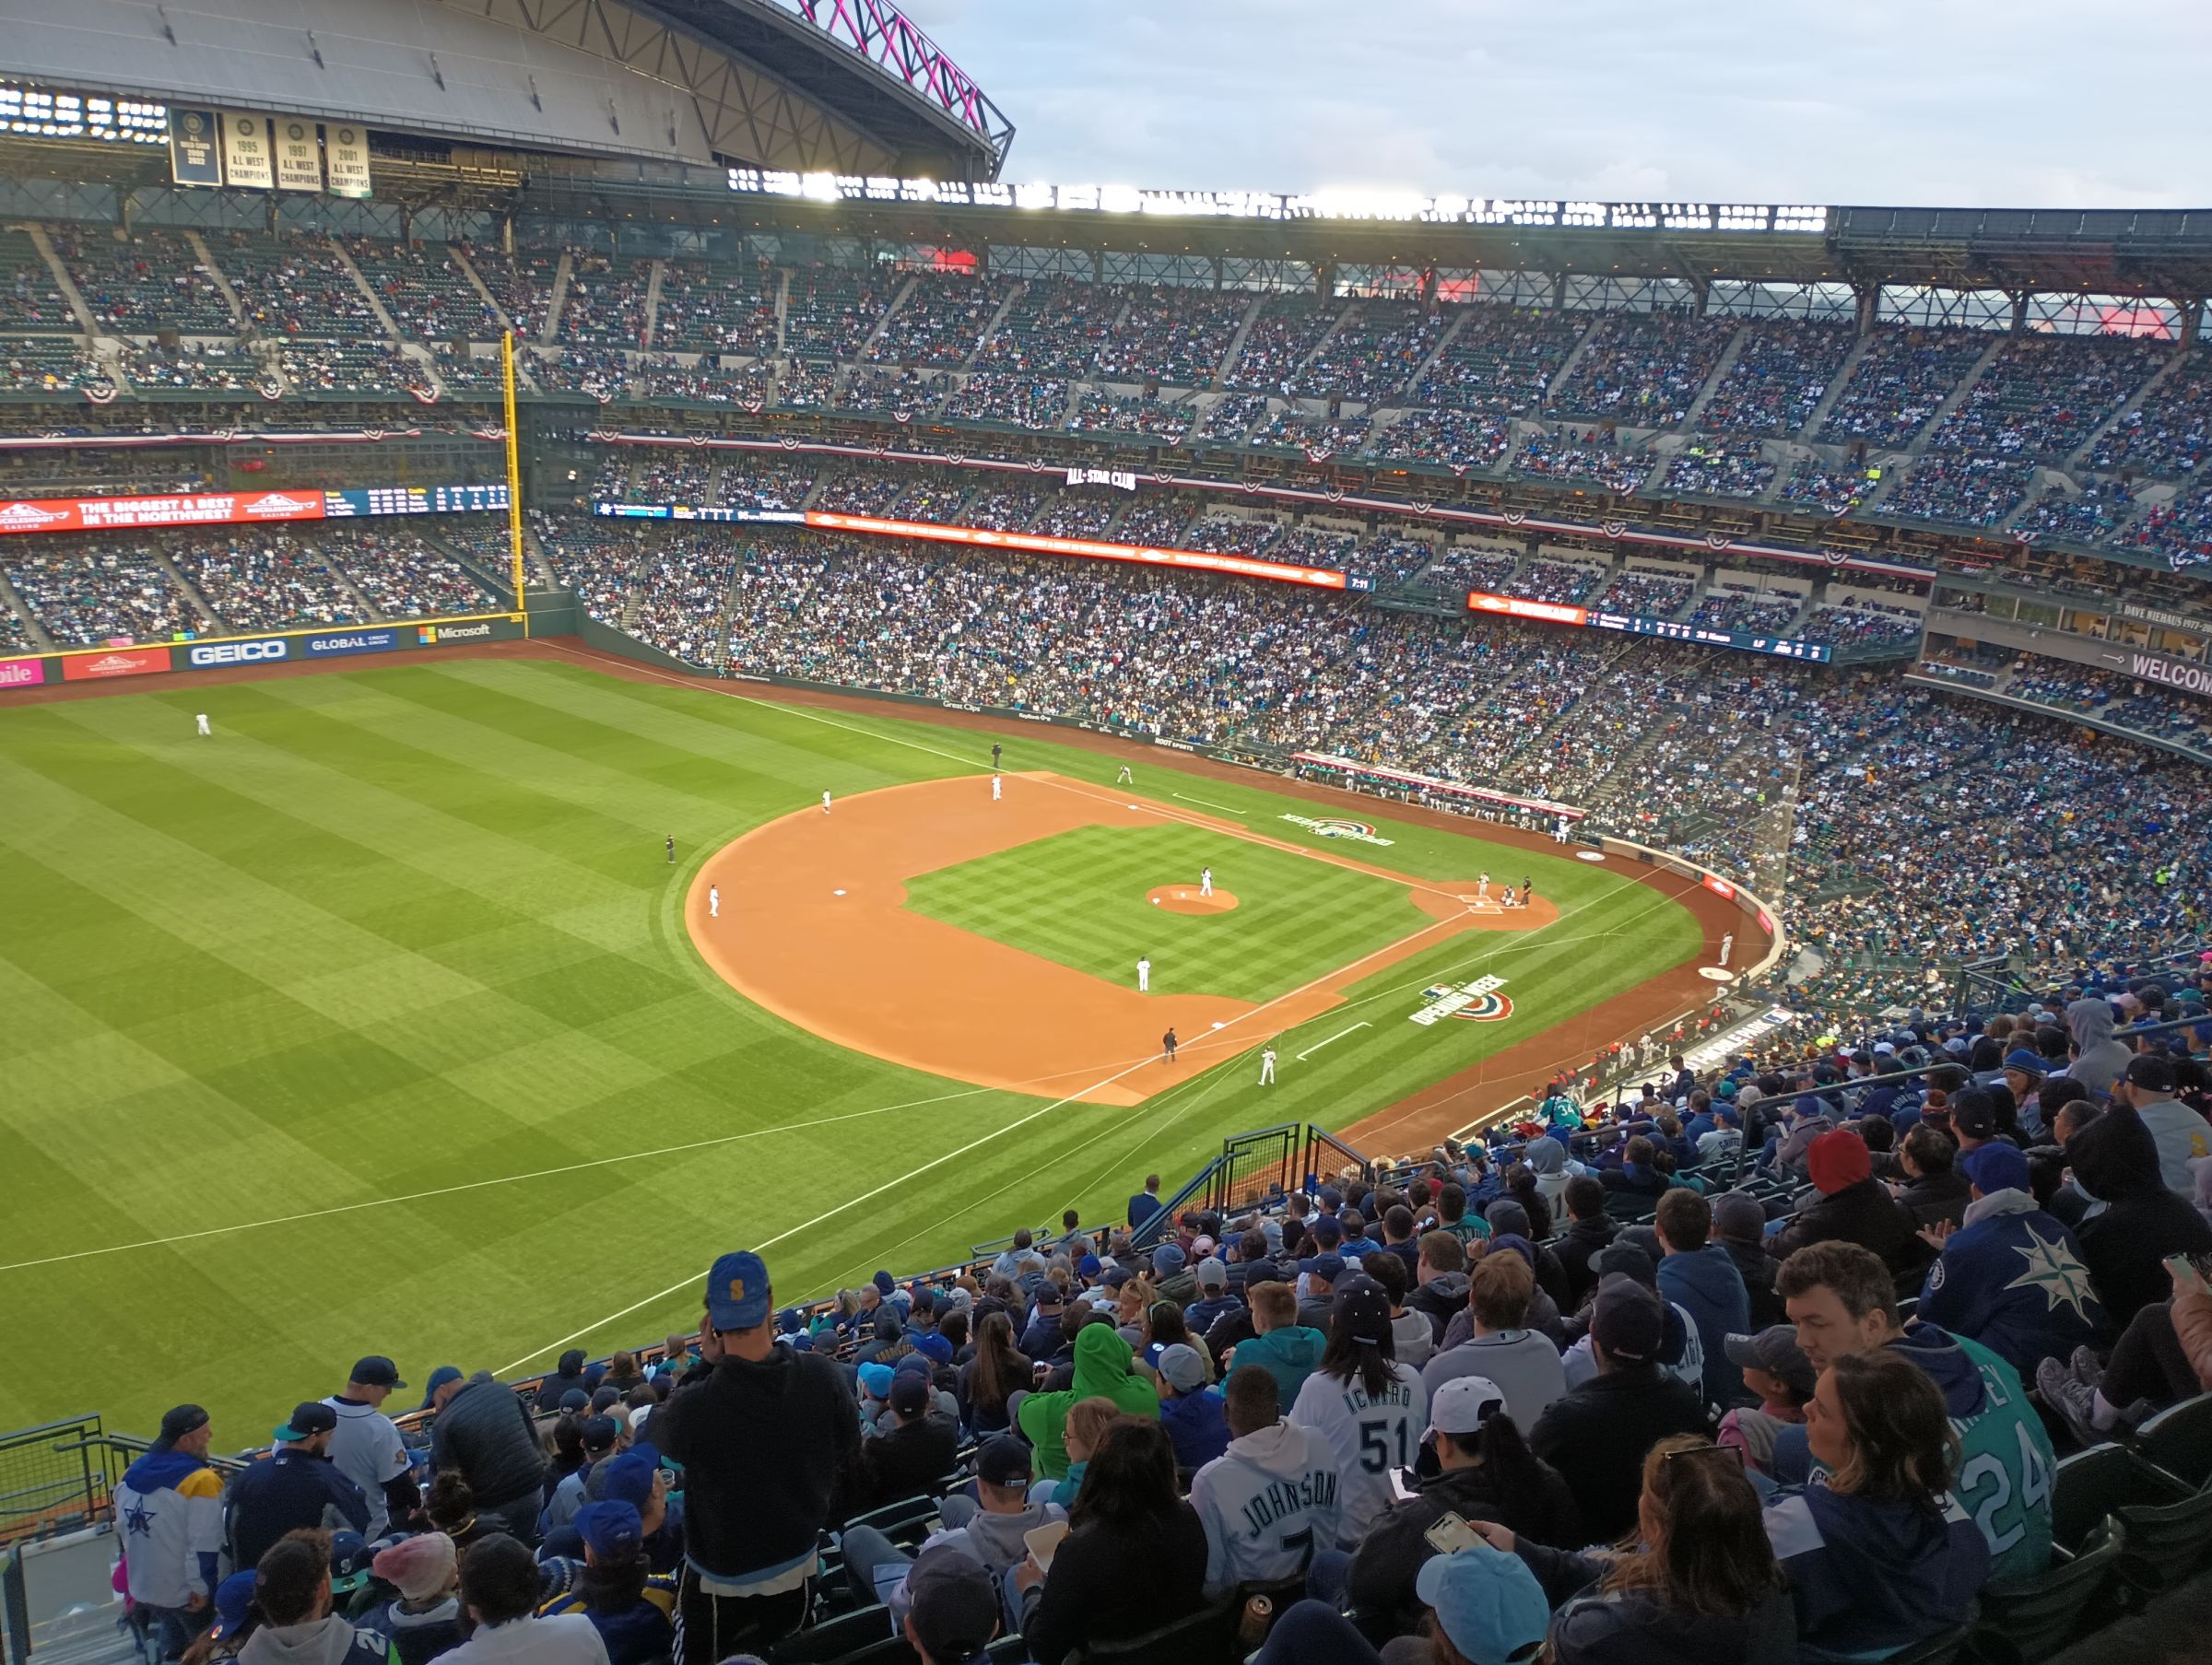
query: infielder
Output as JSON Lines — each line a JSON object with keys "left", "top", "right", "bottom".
{"left": 1259, "top": 1044, "right": 1277, "bottom": 1085}
{"left": 194, "top": 713, "right": 211, "bottom": 737}
{"left": 1199, "top": 866, "right": 1213, "bottom": 897}
{"left": 1115, "top": 764, "right": 1134, "bottom": 784}
{"left": 992, "top": 773, "right": 1003, "bottom": 801}
{"left": 821, "top": 790, "right": 832, "bottom": 815}
{"left": 1136, "top": 954, "right": 1151, "bottom": 993}
{"left": 709, "top": 884, "right": 720, "bottom": 920}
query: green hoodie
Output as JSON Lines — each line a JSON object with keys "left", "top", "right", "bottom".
{"left": 1229, "top": 1324, "right": 1327, "bottom": 1409}
{"left": 1017, "top": 1325, "right": 1160, "bottom": 1479}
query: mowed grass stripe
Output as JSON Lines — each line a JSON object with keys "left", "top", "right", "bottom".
{"left": 907, "top": 823, "right": 1430, "bottom": 1003}
{"left": 0, "top": 661, "right": 1705, "bottom": 1436}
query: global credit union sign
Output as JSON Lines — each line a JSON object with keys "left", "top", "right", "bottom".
{"left": 302, "top": 628, "right": 401, "bottom": 658}
{"left": 187, "top": 638, "right": 288, "bottom": 668}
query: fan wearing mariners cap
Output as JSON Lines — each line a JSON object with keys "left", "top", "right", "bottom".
{"left": 650, "top": 1249, "right": 859, "bottom": 1659}
{"left": 535, "top": 1499, "right": 679, "bottom": 1660}
{"left": 321, "top": 1356, "right": 413, "bottom": 1538}
{"left": 835, "top": 1365, "right": 959, "bottom": 1520}
{"left": 1527, "top": 1283, "right": 1707, "bottom": 1541}
{"left": 1255, "top": 1539, "right": 1551, "bottom": 1665}
{"left": 1916, "top": 1140, "right": 2105, "bottom": 1383}
{"left": 222, "top": 1401, "right": 371, "bottom": 1577}
{"left": 1328, "top": 1375, "right": 1582, "bottom": 1637}
{"left": 1286, "top": 1277, "right": 1430, "bottom": 1543}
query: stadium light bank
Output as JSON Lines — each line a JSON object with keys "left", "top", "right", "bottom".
{"left": 726, "top": 168, "right": 1830, "bottom": 235}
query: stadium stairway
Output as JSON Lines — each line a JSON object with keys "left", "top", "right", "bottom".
{"left": 0, "top": 571, "right": 56, "bottom": 651}
{"left": 1677, "top": 321, "right": 1751, "bottom": 430}
{"left": 539, "top": 252, "right": 572, "bottom": 346}
{"left": 323, "top": 239, "right": 405, "bottom": 340}
{"left": 2064, "top": 345, "right": 2188, "bottom": 475}
{"left": 446, "top": 245, "right": 514, "bottom": 335}
{"left": 1795, "top": 327, "right": 1880, "bottom": 440}
{"left": 1208, "top": 290, "right": 1268, "bottom": 387}
{"left": 1904, "top": 331, "right": 2012, "bottom": 453}
{"left": 22, "top": 225, "right": 100, "bottom": 337}
{"left": 640, "top": 257, "right": 666, "bottom": 349}
{"left": 179, "top": 231, "right": 247, "bottom": 332}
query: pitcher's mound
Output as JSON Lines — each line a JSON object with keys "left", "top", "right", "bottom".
{"left": 1149, "top": 885, "right": 1240, "bottom": 915}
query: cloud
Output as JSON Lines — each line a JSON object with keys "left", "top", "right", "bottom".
{"left": 913, "top": 0, "right": 2212, "bottom": 207}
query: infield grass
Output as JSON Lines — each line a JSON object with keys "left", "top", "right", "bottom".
{"left": 0, "top": 655, "right": 1700, "bottom": 1437}
{"left": 904, "top": 822, "right": 1430, "bottom": 1002}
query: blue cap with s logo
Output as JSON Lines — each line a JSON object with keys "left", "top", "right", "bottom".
{"left": 706, "top": 1250, "right": 771, "bottom": 1331}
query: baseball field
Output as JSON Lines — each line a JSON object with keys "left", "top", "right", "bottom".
{"left": 0, "top": 646, "right": 1716, "bottom": 1436}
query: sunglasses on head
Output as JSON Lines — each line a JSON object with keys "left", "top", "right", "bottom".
{"left": 1663, "top": 1443, "right": 1746, "bottom": 1470}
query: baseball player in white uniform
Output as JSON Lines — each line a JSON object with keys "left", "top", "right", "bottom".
{"left": 1199, "top": 867, "right": 1214, "bottom": 897}
{"left": 992, "top": 773, "right": 1003, "bottom": 801}
{"left": 709, "top": 885, "right": 719, "bottom": 919}
{"left": 1719, "top": 932, "right": 1734, "bottom": 967}
{"left": 194, "top": 713, "right": 211, "bottom": 737}
{"left": 821, "top": 790, "right": 832, "bottom": 815}
{"left": 1136, "top": 955, "right": 1151, "bottom": 993}
{"left": 1258, "top": 1044, "right": 1277, "bottom": 1085}
{"left": 1477, "top": 872, "right": 1489, "bottom": 900}
{"left": 1115, "top": 764, "right": 1134, "bottom": 784}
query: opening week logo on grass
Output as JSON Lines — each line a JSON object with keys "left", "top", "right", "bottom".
{"left": 1410, "top": 975, "right": 1513, "bottom": 1025}
{"left": 1279, "top": 813, "right": 1394, "bottom": 847}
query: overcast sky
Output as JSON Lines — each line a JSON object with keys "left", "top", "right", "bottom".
{"left": 899, "top": 0, "right": 2208, "bottom": 208}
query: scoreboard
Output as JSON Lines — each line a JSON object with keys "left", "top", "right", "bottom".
{"left": 325, "top": 484, "right": 511, "bottom": 517}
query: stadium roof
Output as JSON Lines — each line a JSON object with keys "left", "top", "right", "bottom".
{"left": 0, "top": 0, "right": 1008, "bottom": 179}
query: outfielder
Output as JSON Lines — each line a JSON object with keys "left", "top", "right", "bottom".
{"left": 194, "top": 713, "right": 211, "bottom": 737}
{"left": 992, "top": 773, "right": 1003, "bottom": 801}
{"left": 821, "top": 790, "right": 832, "bottom": 815}
{"left": 1259, "top": 1044, "right": 1277, "bottom": 1085}
{"left": 709, "top": 884, "right": 719, "bottom": 919}
{"left": 1199, "top": 866, "right": 1213, "bottom": 897}
{"left": 1136, "top": 954, "right": 1151, "bottom": 993}
{"left": 665, "top": 835, "right": 675, "bottom": 865}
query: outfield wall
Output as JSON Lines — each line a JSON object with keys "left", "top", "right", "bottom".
{"left": 0, "top": 610, "right": 530, "bottom": 693}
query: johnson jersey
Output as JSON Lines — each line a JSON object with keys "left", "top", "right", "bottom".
{"left": 1288, "top": 1363, "right": 1428, "bottom": 1542}
{"left": 1187, "top": 1421, "right": 1344, "bottom": 1599}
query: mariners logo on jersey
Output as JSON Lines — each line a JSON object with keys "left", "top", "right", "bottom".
{"left": 1279, "top": 814, "right": 1395, "bottom": 848}
{"left": 1411, "top": 975, "right": 1512, "bottom": 1026}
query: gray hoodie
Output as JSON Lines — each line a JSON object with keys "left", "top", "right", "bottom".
{"left": 2067, "top": 998, "right": 2132, "bottom": 1098}
{"left": 236, "top": 1617, "right": 386, "bottom": 1665}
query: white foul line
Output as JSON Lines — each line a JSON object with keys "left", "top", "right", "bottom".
{"left": 1171, "top": 791, "right": 1244, "bottom": 815}
{"left": 1297, "top": 1021, "right": 1371, "bottom": 1061}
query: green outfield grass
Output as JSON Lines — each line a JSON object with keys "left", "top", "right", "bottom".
{"left": 0, "top": 656, "right": 1701, "bottom": 1439}
{"left": 904, "top": 821, "right": 1430, "bottom": 1002}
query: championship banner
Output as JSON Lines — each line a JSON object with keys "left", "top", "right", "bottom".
{"left": 219, "top": 112, "right": 274, "bottom": 189}
{"left": 324, "top": 124, "right": 372, "bottom": 198}
{"left": 274, "top": 119, "right": 323, "bottom": 192}
{"left": 0, "top": 489, "right": 324, "bottom": 535}
{"left": 168, "top": 108, "right": 222, "bottom": 186}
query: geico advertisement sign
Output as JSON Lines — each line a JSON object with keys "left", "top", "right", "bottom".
{"left": 186, "top": 638, "right": 288, "bottom": 668}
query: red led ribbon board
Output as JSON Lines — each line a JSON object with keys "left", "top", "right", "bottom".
{"left": 0, "top": 490, "right": 325, "bottom": 535}
{"left": 803, "top": 511, "right": 1350, "bottom": 591}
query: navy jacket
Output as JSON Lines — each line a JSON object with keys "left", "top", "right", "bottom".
{"left": 1917, "top": 1190, "right": 2106, "bottom": 1378}
{"left": 223, "top": 1448, "right": 369, "bottom": 1575}
{"left": 1657, "top": 1244, "right": 1750, "bottom": 1404}
{"left": 1764, "top": 1486, "right": 1988, "bottom": 1660}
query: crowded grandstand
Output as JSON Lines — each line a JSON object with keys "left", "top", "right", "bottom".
{"left": 6, "top": 2, "right": 2212, "bottom": 1664}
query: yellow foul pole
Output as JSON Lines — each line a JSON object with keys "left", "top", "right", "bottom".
{"left": 501, "top": 331, "right": 528, "bottom": 638}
